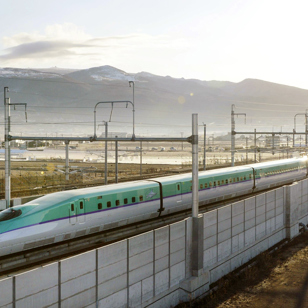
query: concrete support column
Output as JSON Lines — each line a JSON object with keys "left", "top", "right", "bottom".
{"left": 192, "top": 215, "right": 204, "bottom": 276}
{"left": 285, "top": 182, "right": 300, "bottom": 239}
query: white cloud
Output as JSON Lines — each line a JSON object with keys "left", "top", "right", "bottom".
{"left": 0, "top": 23, "right": 190, "bottom": 73}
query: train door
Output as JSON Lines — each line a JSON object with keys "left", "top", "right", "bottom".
{"left": 176, "top": 182, "right": 182, "bottom": 203}
{"left": 77, "top": 199, "right": 85, "bottom": 223}
{"left": 69, "top": 202, "right": 77, "bottom": 225}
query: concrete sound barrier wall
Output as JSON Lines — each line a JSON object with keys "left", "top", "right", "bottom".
{"left": 1, "top": 179, "right": 308, "bottom": 307}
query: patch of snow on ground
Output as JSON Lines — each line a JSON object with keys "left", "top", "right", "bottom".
{"left": 90, "top": 66, "right": 135, "bottom": 81}
{"left": 0, "top": 68, "right": 62, "bottom": 79}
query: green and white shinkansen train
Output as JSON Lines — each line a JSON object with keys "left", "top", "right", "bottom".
{"left": 0, "top": 157, "right": 307, "bottom": 257}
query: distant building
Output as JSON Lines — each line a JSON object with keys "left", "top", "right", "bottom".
{"left": 265, "top": 135, "right": 280, "bottom": 148}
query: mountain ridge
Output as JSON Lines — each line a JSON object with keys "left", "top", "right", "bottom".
{"left": 0, "top": 65, "right": 307, "bottom": 136}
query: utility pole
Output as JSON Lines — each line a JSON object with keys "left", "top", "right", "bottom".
{"left": 246, "top": 137, "right": 248, "bottom": 164}
{"left": 129, "top": 81, "right": 136, "bottom": 140}
{"left": 231, "top": 105, "right": 246, "bottom": 167}
{"left": 65, "top": 140, "right": 70, "bottom": 181}
{"left": 254, "top": 129, "right": 257, "bottom": 163}
{"left": 115, "top": 136, "right": 118, "bottom": 183}
{"left": 4, "top": 88, "right": 27, "bottom": 208}
{"left": 104, "top": 121, "right": 108, "bottom": 185}
{"left": 4, "top": 87, "right": 10, "bottom": 208}
{"left": 140, "top": 141, "right": 142, "bottom": 178}
{"left": 203, "top": 124, "right": 206, "bottom": 171}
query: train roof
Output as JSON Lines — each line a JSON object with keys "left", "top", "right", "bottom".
{"left": 25, "top": 180, "right": 157, "bottom": 207}
{"left": 247, "top": 157, "right": 306, "bottom": 169}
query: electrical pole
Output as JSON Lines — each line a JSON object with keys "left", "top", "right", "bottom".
{"left": 203, "top": 124, "right": 206, "bottom": 171}
{"left": 104, "top": 121, "right": 108, "bottom": 185}
{"left": 4, "top": 87, "right": 10, "bottom": 208}
{"left": 231, "top": 105, "right": 246, "bottom": 167}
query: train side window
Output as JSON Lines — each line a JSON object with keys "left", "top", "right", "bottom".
{"left": 116, "top": 200, "right": 120, "bottom": 206}
{"left": 249, "top": 174, "right": 252, "bottom": 179}
{"left": 200, "top": 184, "right": 203, "bottom": 189}
{"left": 237, "top": 177, "right": 239, "bottom": 182}
{"left": 97, "top": 196, "right": 102, "bottom": 199}
{"left": 222, "top": 180, "right": 224, "bottom": 184}
{"left": 233, "top": 178, "right": 236, "bottom": 182}
{"left": 190, "top": 186, "right": 192, "bottom": 190}
{"left": 204, "top": 183, "right": 208, "bottom": 188}
{"left": 240, "top": 177, "right": 243, "bottom": 181}
{"left": 132, "top": 197, "right": 136, "bottom": 203}
{"left": 107, "top": 201, "right": 111, "bottom": 208}
{"left": 217, "top": 181, "right": 220, "bottom": 186}
{"left": 213, "top": 181, "right": 216, "bottom": 186}
{"left": 124, "top": 198, "right": 128, "bottom": 205}
{"left": 229, "top": 178, "right": 232, "bottom": 183}
{"left": 226, "top": 179, "right": 228, "bottom": 184}
{"left": 244, "top": 176, "right": 246, "bottom": 180}
{"left": 71, "top": 204, "right": 74, "bottom": 211}
{"left": 139, "top": 196, "right": 143, "bottom": 201}
{"left": 177, "top": 184, "right": 180, "bottom": 191}
{"left": 98, "top": 203, "right": 102, "bottom": 209}
{"left": 209, "top": 182, "right": 212, "bottom": 187}
{"left": 80, "top": 201, "right": 84, "bottom": 209}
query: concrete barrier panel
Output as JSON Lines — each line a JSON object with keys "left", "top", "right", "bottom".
{"left": 129, "top": 231, "right": 153, "bottom": 256}
{"left": 203, "top": 209, "right": 217, "bottom": 227}
{"left": 130, "top": 249, "right": 153, "bottom": 271}
{"left": 218, "top": 239, "right": 231, "bottom": 261}
{"left": 204, "top": 234, "right": 217, "bottom": 250}
{"left": 142, "top": 276, "right": 154, "bottom": 303}
{"left": 170, "top": 248, "right": 185, "bottom": 266}
{"left": 210, "top": 260, "right": 231, "bottom": 283}
{"left": 0, "top": 277, "right": 13, "bottom": 307}
{"left": 170, "top": 221, "right": 185, "bottom": 241}
{"left": 170, "top": 261, "right": 185, "bottom": 287}
{"left": 170, "top": 236, "right": 185, "bottom": 254}
{"left": 232, "top": 212, "right": 244, "bottom": 227}
{"left": 232, "top": 222, "right": 244, "bottom": 236}
{"left": 231, "top": 232, "right": 244, "bottom": 253}
{"left": 256, "top": 193, "right": 265, "bottom": 207}
{"left": 232, "top": 201, "right": 244, "bottom": 216}
{"left": 15, "top": 263, "right": 58, "bottom": 308}
{"left": 245, "top": 217, "right": 255, "bottom": 230}
{"left": 155, "top": 226, "right": 169, "bottom": 247}
{"left": 61, "top": 251, "right": 96, "bottom": 307}
{"left": 245, "top": 227, "right": 256, "bottom": 246}
{"left": 155, "top": 269, "right": 169, "bottom": 295}
{"left": 203, "top": 246, "right": 217, "bottom": 268}
{"left": 129, "top": 281, "right": 142, "bottom": 307}
{"left": 218, "top": 229, "right": 231, "bottom": 243}
{"left": 61, "top": 250, "right": 96, "bottom": 283}
{"left": 218, "top": 206, "right": 231, "bottom": 223}
{"left": 98, "top": 259, "right": 126, "bottom": 284}
{"left": 245, "top": 197, "right": 255, "bottom": 211}
{"left": 98, "top": 289, "right": 127, "bottom": 308}
{"left": 129, "top": 263, "right": 153, "bottom": 286}
{"left": 256, "top": 222, "right": 266, "bottom": 240}
{"left": 204, "top": 224, "right": 216, "bottom": 237}
{"left": 256, "top": 203, "right": 265, "bottom": 216}
{"left": 98, "top": 240, "right": 127, "bottom": 268}
{"left": 245, "top": 209, "right": 255, "bottom": 224}
{"left": 98, "top": 273, "right": 127, "bottom": 299}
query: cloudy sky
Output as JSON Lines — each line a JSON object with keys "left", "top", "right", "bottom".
{"left": 1, "top": 0, "right": 308, "bottom": 89}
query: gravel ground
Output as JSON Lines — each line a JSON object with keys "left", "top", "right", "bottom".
{"left": 178, "top": 232, "right": 308, "bottom": 308}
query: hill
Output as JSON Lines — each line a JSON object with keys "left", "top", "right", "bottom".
{"left": 0, "top": 66, "right": 307, "bottom": 137}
